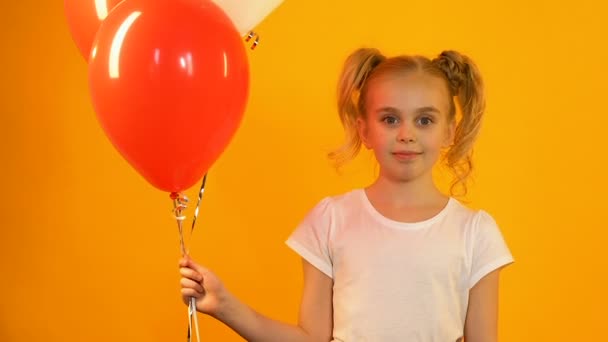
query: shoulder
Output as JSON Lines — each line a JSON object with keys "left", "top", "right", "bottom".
{"left": 306, "top": 189, "right": 363, "bottom": 217}
{"left": 445, "top": 198, "right": 500, "bottom": 230}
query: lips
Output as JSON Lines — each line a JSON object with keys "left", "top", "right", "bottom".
{"left": 392, "top": 151, "right": 422, "bottom": 160}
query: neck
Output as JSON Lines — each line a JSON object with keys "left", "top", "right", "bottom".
{"left": 367, "top": 171, "right": 446, "bottom": 207}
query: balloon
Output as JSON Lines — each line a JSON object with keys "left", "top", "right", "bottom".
{"left": 64, "top": 0, "right": 124, "bottom": 59}
{"left": 88, "top": 0, "right": 250, "bottom": 193}
{"left": 211, "top": 0, "right": 285, "bottom": 36}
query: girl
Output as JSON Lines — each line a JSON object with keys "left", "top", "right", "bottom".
{"left": 179, "top": 48, "right": 514, "bottom": 341}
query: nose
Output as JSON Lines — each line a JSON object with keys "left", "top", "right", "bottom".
{"left": 397, "top": 123, "right": 416, "bottom": 143}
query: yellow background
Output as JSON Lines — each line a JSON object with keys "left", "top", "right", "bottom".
{"left": 2, "top": 0, "right": 607, "bottom": 341}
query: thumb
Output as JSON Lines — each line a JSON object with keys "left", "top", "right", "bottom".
{"left": 185, "top": 256, "right": 209, "bottom": 275}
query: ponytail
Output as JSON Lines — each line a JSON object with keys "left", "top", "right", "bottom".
{"left": 433, "top": 51, "right": 486, "bottom": 196}
{"left": 329, "top": 48, "right": 386, "bottom": 167}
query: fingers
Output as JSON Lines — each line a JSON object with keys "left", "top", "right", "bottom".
{"left": 181, "top": 276, "right": 204, "bottom": 293}
{"left": 180, "top": 266, "right": 203, "bottom": 282}
{"left": 181, "top": 287, "right": 202, "bottom": 299}
{"left": 178, "top": 256, "right": 209, "bottom": 276}
{"left": 178, "top": 256, "right": 190, "bottom": 268}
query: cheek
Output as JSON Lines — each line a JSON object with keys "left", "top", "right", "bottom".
{"left": 365, "top": 124, "right": 384, "bottom": 145}
{"left": 435, "top": 125, "right": 453, "bottom": 145}
{"left": 423, "top": 132, "right": 447, "bottom": 151}
{"left": 358, "top": 119, "right": 377, "bottom": 146}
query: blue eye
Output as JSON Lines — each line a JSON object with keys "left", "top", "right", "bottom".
{"left": 418, "top": 117, "right": 433, "bottom": 126}
{"left": 382, "top": 116, "right": 399, "bottom": 125}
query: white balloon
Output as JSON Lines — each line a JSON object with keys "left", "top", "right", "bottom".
{"left": 211, "top": 0, "right": 285, "bottom": 36}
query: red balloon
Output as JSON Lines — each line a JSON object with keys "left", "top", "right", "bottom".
{"left": 88, "top": 0, "right": 250, "bottom": 193}
{"left": 64, "top": 0, "right": 124, "bottom": 59}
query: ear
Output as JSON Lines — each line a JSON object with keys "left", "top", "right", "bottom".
{"left": 443, "top": 120, "right": 456, "bottom": 148}
{"left": 357, "top": 117, "right": 370, "bottom": 149}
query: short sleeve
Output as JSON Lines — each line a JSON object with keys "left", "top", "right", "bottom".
{"left": 285, "top": 197, "right": 335, "bottom": 278}
{"left": 468, "top": 210, "right": 514, "bottom": 288}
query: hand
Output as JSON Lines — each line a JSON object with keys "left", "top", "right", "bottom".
{"left": 179, "top": 256, "right": 228, "bottom": 317}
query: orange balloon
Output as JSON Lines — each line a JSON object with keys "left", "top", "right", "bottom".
{"left": 88, "top": 0, "right": 250, "bottom": 193}
{"left": 64, "top": 0, "right": 124, "bottom": 59}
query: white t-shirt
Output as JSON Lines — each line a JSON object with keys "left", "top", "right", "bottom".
{"left": 285, "top": 189, "right": 514, "bottom": 342}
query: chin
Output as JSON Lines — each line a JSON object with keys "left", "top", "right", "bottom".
{"left": 385, "top": 172, "right": 421, "bottom": 183}
{"left": 382, "top": 166, "right": 430, "bottom": 183}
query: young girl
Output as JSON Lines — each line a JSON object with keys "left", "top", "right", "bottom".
{"left": 179, "top": 48, "right": 514, "bottom": 341}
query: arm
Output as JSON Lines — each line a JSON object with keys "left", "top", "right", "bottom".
{"left": 180, "top": 257, "right": 333, "bottom": 342}
{"left": 463, "top": 268, "right": 502, "bottom": 342}
{"left": 297, "top": 258, "right": 334, "bottom": 341}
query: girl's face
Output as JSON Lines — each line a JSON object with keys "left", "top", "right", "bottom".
{"left": 358, "top": 71, "right": 455, "bottom": 183}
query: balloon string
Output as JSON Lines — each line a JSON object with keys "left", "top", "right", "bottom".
{"left": 171, "top": 192, "right": 188, "bottom": 255}
{"left": 189, "top": 174, "right": 207, "bottom": 249}
{"left": 171, "top": 174, "right": 208, "bottom": 342}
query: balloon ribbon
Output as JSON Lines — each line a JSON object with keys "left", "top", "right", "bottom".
{"left": 171, "top": 173, "right": 208, "bottom": 342}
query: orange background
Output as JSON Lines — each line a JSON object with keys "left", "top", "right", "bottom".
{"left": 2, "top": 0, "right": 607, "bottom": 341}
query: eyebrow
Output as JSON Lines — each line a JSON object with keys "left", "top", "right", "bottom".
{"left": 374, "top": 106, "right": 441, "bottom": 114}
{"left": 375, "top": 106, "right": 400, "bottom": 113}
{"left": 414, "top": 106, "right": 441, "bottom": 114}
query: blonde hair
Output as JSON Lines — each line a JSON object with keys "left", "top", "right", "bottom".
{"left": 328, "top": 48, "right": 486, "bottom": 196}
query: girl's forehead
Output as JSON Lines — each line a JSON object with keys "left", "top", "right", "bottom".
{"left": 366, "top": 72, "right": 451, "bottom": 112}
